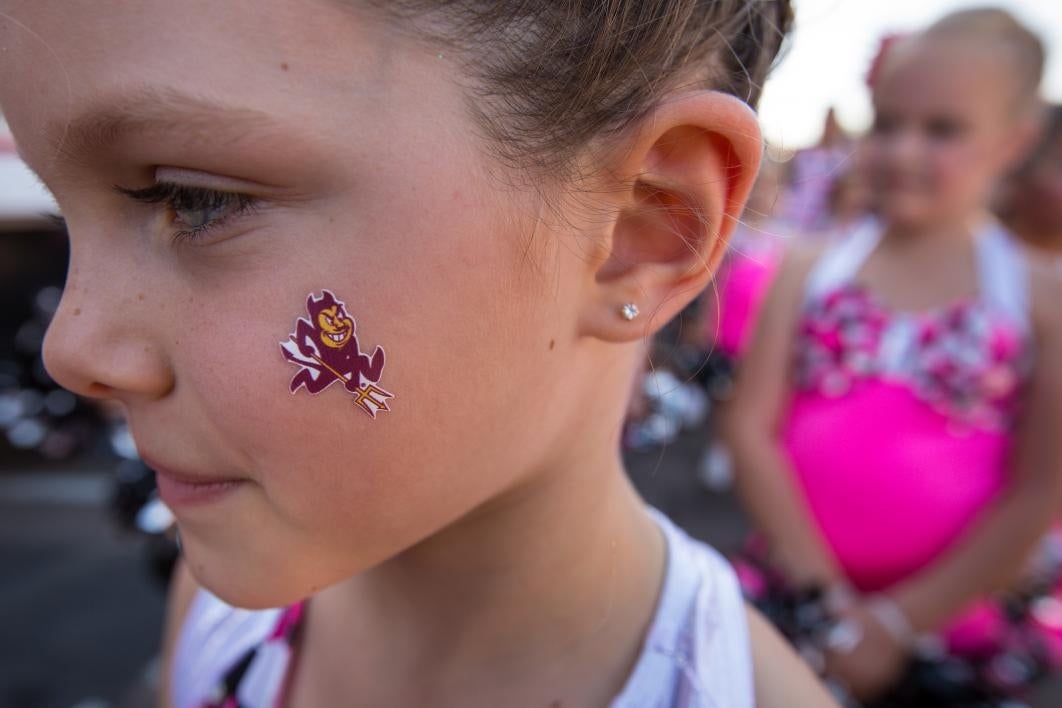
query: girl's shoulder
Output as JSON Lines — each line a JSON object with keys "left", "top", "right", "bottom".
{"left": 754, "top": 239, "right": 830, "bottom": 323}
{"left": 732, "top": 238, "right": 821, "bottom": 310}
{"left": 645, "top": 514, "right": 836, "bottom": 707}
{"left": 616, "top": 511, "right": 756, "bottom": 707}
{"left": 746, "top": 606, "right": 840, "bottom": 707}
{"left": 625, "top": 512, "right": 835, "bottom": 707}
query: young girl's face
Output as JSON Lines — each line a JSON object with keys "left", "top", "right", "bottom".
{"left": 0, "top": 2, "right": 602, "bottom": 607}
{"left": 863, "top": 37, "right": 1026, "bottom": 229}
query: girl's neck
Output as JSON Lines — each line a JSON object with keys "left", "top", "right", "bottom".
{"left": 295, "top": 428, "right": 665, "bottom": 706}
{"left": 857, "top": 214, "right": 986, "bottom": 313}
{"left": 873, "top": 209, "right": 1002, "bottom": 264}
{"left": 881, "top": 214, "right": 984, "bottom": 248}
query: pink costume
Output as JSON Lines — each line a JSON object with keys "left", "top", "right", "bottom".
{"left": 707, "top": 224, "right": 784, "bottom": 359}
{"left": 783, "top": 219, "right": 1062, "bottom": 657}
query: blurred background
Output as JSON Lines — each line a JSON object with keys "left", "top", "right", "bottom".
{"left": 1, "top": 1, "right": 1061, "bottom": 707}
{"left": 757, "top": 0, "right": 1062, "bottom": 150}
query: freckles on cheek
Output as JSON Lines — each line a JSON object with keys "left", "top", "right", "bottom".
{"left": 178, "top": 326, "right": 284, "bottom": 433}
{"left": 170, "top": 286, "right": 281, "bottom": 394}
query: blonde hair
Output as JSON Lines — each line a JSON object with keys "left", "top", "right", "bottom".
{"left": 925, "top": 7, "right": 1045, "bottom": 112}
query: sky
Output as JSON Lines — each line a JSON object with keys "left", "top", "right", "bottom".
{"left": 758, "top": 0, "right": 1062, "bottom": 150}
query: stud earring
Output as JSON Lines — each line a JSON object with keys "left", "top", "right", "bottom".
{"left": 620, "top": 303, "right": 640, "bottom": 321}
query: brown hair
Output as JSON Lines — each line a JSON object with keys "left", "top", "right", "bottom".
{"left": 997, "top": 104, "right": 1062, "bottom": 221}
{"left": 925, "top": 7, "right": 1045, "bottom": 112}
{"left": 1019, "top": 104, "right": 1062, "bottom": 175}
{"left": 367, "top": 1, "right": 793, "bottom": 177}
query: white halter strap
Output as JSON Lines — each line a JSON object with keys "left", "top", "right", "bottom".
{"left": 803, "top": 218, "right": 1030, "bottom": 333}
{"left": 803, "top": 218, "right": 881, "bottom": 301}
{"left": 977, "top": 222, "right": 1031, "bottom": 334}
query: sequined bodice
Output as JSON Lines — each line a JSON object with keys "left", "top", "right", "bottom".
{"left": 793, "top": 282, "right": 1030, "bottom": 431}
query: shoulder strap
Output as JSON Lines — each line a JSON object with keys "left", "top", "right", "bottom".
{"left": 612, "top": 510, "right": 754, "bottom": 708}
{"left": 976, "top": 222, "right": 1030, "bottom": 334}
{"left": 804, "top": 218, "right": 882, "bottom": 302}
{"left": 172, "top": 590, "right": 286, "bottom": 708}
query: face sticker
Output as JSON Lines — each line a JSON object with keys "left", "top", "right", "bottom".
{"left": 280, "top": 290, "right": 394, "bottom": 418}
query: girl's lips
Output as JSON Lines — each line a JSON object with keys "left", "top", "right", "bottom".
{"left": 145, "top": 457, "right": 247, "bottom": 509}
{"left": 155, "top": 472, "right": 245, "bottom": 508}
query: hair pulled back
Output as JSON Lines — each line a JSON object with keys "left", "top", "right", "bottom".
{"left": 368, "top": 1, "right": 792, "bottom": 177}
{"left": 925, "top": 7, "right": 1045, "bottom": 112}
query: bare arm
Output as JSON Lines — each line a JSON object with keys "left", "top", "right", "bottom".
{"left": 723, "top": 247, "right": 844, "bottom": 586}
{"left": 748, "top": 605, "right": 840, "bottom": 707}
{"left": 889, "top": 264, "right": 1062, "bottom": 632}
{"left": 157, "top": 558, "right": 201, "bottom": 708}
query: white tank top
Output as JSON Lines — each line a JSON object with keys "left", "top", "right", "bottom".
{"left": 173, "top": 510, "right": 754, "bottom": 708}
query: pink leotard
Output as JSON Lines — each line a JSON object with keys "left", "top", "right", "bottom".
{"left": 783, "top": 220, "right": 1032, "bottom": 594}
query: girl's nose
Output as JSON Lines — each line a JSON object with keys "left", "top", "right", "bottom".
{"left": 890, "top": 128, "right": 923, "bottom": 162}
{"left": 41, "top": 272, "right": 175, "bottom": 402}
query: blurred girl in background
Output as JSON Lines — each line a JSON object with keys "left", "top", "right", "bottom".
{"left": 726, "top": 8, "right": 1062, "bottom": 706}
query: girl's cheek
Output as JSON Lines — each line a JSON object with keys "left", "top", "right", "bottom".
{"left": 928, "top": 145, "right": 972, "bottom": 189}
{"left": 179, "top": 311, "right": 287, "bottom": 409}
{"left": 860, "top": 142, "right": 882, "bottom": 170}
{"left": 860, "top": 142, "right": 897, "bottom": 182}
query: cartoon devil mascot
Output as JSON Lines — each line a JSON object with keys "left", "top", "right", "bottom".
{"left": 280, "top": 290, "right": 392, "bottom": 417}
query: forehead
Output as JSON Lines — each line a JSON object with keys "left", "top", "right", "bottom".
{"left": 873, "top": 37, "right": 1011, "bottom": 118}
{"left": 0, "top": 1, "right": 403, "bottom": 166}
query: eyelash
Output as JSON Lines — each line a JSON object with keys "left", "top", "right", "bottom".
{"left": 115, "top": 181, "right": 258, "bottom": 244}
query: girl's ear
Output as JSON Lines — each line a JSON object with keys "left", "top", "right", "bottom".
{"left": 999, "top": 110, "right": 1046, "bottom": 173}
{"left": 577, "top": 91, "right": 762, "bottom": 343}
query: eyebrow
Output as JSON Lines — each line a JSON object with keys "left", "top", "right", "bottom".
{"left": 46, "top": 87, "right": 287, "bottom": 164}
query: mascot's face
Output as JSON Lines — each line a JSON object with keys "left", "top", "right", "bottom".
{"left": 317, "top": 305, "right": 353, "bottom": 349}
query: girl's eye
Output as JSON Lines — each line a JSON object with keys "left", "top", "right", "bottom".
{"left": 115, "top": 181, "right": 258, "bottom": 244}
{"left": 926, "top": 118, "right": 964, "bottom": 141}
{"left": 871, "top": 115, "right": 897, "bottom": 136}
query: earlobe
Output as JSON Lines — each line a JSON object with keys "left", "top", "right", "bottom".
{"left": 579, "top": 91, "right": 763, "bottom": 343}
{"left": 1002, "top": 112, "right": 1044, "bottom": 171}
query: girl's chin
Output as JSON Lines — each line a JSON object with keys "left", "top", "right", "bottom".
{"left": 877, "top": 201, "right": 948, "bottom": 229}
{"left": 193, "top": 565, "right": 318, "bottom": 610}
{"left": 179, "top": 537, "right": 316, "bottom": 609}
